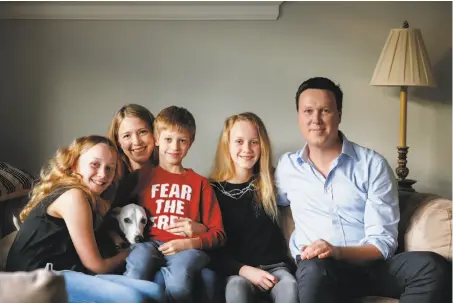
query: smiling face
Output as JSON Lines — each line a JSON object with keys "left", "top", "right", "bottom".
{"left": 76, "top": 143, "right": 117, "bottom": 195}
{"left": 155, "top": 128, "right": 191, "bottom": 172}
{"left": 297, "top": 88, "right": 341, "bottom": 149}
{"left": 228, "top": 120, "right": 261, "bottom": 176}
{"left": 118, "top": 116, "right": 155, "bottom": 170}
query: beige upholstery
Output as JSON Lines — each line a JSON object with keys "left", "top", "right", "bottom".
{"left": 0, "top": 269, "right": 68, "bottom": 303}
{"left": 278, "top": 192, "right": 453, "bottom": 303}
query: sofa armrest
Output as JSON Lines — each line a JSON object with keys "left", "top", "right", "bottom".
{"left": 398, "top": 192, "right": 452, "bottom": 261}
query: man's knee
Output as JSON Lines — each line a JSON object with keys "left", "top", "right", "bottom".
{"left": 408, "top": 252, "right": 450, "bottom": 284}
{"left": 296, "top": 258, "right": 333, "bottom": 284}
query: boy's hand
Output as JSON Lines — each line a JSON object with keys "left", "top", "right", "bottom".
{"left": 164, "top": 218, "right": 208, "bottom": 237}
{"left": 158, "top": 239, "right": 193, "bottom": 256}
{"left": 239, "top": 265, "right": 277, "bottom": 291}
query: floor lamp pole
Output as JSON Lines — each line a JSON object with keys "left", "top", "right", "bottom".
{"left": 396, "top": 86, "right": 416, "bottom": 192}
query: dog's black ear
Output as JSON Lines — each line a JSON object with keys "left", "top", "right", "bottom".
{"left": 144, "top": 208, "right": 153, "bottom": 225}
{"left": 143, "top": 208, "right": 153, "bottom": 239}
{"left": 110, "top": 207, "right": 122, "bottom": 217}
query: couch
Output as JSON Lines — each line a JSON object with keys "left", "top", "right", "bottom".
{"left": 279, "top": 191, "right": 452, "bottom": 303}
{"left": 1, "top": 191, "right": 452, "bottom": 302}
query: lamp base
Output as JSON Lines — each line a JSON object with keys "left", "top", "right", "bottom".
{"left": 397, "top": 178, "right": 417, "bottom": 192}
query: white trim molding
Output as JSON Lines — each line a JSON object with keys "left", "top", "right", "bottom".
{"left": 0, "top": 1, "right": 283, "bottom": 21}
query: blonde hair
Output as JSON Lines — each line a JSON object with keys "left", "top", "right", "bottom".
{"left": 19, "top": 135, "right": 123, "bottom": 222}
{"left": 154, "top": 106, "right": 196, "bottom": 143}
{"left": 108, "top": 104, "right": 156, "bottom": 172}
{"left": 210, "top": 112, "right": 278, "bottom": 222}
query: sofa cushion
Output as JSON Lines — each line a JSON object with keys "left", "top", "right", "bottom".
{"left": 399, "top": 193, "right": 452, "bottom": 261}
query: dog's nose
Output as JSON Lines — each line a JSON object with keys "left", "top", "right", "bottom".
{"left": 134, "top": 235, "right": 144, "bottom": 243}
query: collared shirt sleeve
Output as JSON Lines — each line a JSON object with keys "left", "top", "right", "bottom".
{"left": 359, "top": 157, "right": 400, "bottom": 259}
{"left": 275, "top": 154, "right": 291, "bottom": 207}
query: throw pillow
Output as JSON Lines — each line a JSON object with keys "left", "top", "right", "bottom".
{"left": 0, "top": 162, "right": 34, "bottom": 202}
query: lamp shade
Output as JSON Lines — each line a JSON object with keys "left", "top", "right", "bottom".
{"left": 370, "top": 27, "right": 435, "bottom": 87}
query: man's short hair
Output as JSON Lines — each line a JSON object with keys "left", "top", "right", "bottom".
{"left": 154, "top": 106, "right": 196, "bottom": 143}
{"left": 295, "top": 77, "right": 343, "bottom": 113}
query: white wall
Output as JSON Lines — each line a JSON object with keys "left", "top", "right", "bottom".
{"left": 0, "top": 1, "right": 451, "bottom": 198}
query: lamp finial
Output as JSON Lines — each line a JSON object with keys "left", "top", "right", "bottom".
{"left": 402, "top": 21, "right": 409, "bottom": 28}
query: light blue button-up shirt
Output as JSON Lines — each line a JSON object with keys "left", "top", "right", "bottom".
{"left": 275, "top": 133, "right": 399, "bottom": 260}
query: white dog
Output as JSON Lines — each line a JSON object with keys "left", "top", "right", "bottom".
{"left": 1, "top": 203, "right": 148, "bottom": 269}
{"left": 111, "top": 203, "right": 148, "bottom": 245}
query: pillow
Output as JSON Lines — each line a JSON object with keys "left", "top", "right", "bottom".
{"left": 0, "top": 162, "right": 34, "bottom": 202}
{"left": 0, "top": 269, "right": 68, "bottom": 303}
{"left": 400, "top": 193, "right": 452, "bottom": 261}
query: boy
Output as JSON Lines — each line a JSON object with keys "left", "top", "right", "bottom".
{"left": 124, "top": 106, "right": 226, "bottom": 303}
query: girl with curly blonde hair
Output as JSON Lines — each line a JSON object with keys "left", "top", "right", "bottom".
{"left": 7, "top": 135, "right": 164, "bottom": 303}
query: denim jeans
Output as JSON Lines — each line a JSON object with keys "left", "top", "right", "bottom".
{"left": 224, "top": 262, "right": 298, "bottom": 303}
{"left": 124, "top": 240, "right": 210, "bottom": 303}
{"left": 59, "top": 270, "right": 165, "bottom": 303}
{"left": 154, "top": 267, "right": 224, "bottom": 303}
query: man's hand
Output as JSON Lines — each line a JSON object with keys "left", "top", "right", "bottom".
{"left": 301, "top": 239, "right": 340, "bottom": 260}
{"left": 164, "top": 218, "right": 208, "bottom": 237}
{"left": 158, "top": 239, "right": 193, "bottom": 256}
{"left": 239, "top": 265, "right": 278, "bottom": 291}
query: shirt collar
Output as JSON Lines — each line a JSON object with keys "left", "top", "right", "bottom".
{"left": 297, "top": 131, "right": 357, "bottom": 165}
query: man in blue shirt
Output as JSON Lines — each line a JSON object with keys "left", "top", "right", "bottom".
{"left": 275, "top": 77, "right": 449, "bottom": 303}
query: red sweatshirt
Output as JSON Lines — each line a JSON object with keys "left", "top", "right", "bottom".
{"left": 137, "top": 166, "right": 225, "bottom": 249}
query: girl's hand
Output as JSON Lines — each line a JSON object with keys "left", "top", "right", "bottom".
{"left": 164, "top": 218, "right": 208, "bottom": 237}
{"left": 239, "top": 265, "right": 277, "bottom": 291}
{"left": 158, "top": 239, "right": 193, "bottom": 256}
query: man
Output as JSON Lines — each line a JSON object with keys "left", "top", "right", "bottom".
{"left": 275, "top": 77, "right": 449, "bottom": 303}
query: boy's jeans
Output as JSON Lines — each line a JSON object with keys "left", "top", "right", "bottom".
{"left": 124, "top": 240, "right": 209, "bottom": 303}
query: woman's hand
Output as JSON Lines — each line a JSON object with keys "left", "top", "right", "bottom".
{"left": 239, "top": 265, "right": 277, "bottom": 291}
{"left": 164, "top": 218, "right": 208, "bottom": 237}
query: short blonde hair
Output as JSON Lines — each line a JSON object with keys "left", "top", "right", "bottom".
{"left": 20, "top": 135, "right": 123, "bottom": 222}
{"left": 154, "top": 106, "right": 196, "bottom": 143}
{"left": 108, "top": 104, "right": 156, "bottom": 171}
{"left": 210, "top": 112, "right": 278, "bottom": 222}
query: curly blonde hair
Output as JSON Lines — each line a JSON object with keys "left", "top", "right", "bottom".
{"left": 210, "top": 112, "right": 278, "bottom": 222}
{"left": 19, "top": 135, "right": 123, "bottom": 222}
{"left": 107, "top": 104, "right": 157, "bottom": 172}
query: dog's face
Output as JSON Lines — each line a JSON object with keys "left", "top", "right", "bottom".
{"left": 113, "top": 204, "right": 148, "bottom": 244}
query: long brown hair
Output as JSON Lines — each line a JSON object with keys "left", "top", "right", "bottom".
{"left": 19, "top": 135, "right": 123, "bottom": 222}
{"left": 107, "top": 104, "right": 157, "bottom": 172}
{"left": 210, "top": 112, "right": 278, "bottom": 222}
